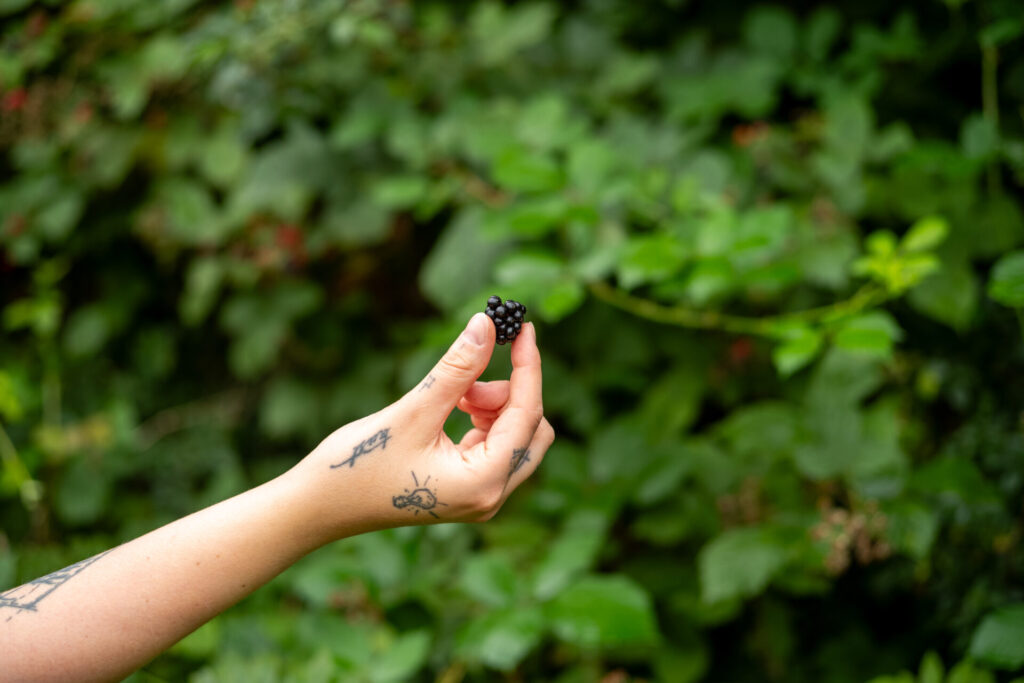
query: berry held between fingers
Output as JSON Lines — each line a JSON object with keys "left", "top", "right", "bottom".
{"left": 484, "top": 296, "right": 527, "bottom": 345}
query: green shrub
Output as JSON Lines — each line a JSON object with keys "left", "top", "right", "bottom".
{"left": 2, "top": 0, "right": 1024, "bottom": 680}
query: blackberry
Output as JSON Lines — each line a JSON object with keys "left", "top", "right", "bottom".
{"left": 485, "top": 295, "right": 528, "bottom": 345}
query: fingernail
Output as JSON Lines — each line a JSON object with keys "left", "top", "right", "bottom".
{"left": 465, "top": 313, "right": 489, "bottom": 346}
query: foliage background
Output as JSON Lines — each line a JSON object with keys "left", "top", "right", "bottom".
{"left": 3, "top": 0, "right": 1024, "bottom": 680}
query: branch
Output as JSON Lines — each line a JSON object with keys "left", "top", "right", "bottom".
{"left": 587, "top": 281, "right": 891, "bottom": 337}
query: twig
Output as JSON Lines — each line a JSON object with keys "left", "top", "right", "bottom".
{"left": 134, "top": 389, "right": 247, "bottom": 451}
{"left": 587, "top": 281, "right": 890, "bottom": 337}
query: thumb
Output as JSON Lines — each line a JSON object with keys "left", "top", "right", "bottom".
{"left": 414, "top": 313, "right": 495, "bottom": 421}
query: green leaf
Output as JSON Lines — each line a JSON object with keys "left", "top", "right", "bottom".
{"left": 179, "top": 256, "right": 225, "bottom": 326}
{"left": 988, "top": 251, "right": 1024, "bottom": 307}
{"left": 0, "top": 371, "right": 23, "bottom": 422}
{"left": 500, "top": 196, "right": 568, "bottom": 237}
{"left": 539, "top": 279, "right": 585, "bottom": 320}
{"left": 459, "top": 553, "right": 519, "bottom": 608}
{"left": 495, "top": 250, "right": 584, "bottom": 321}
{"left": 260, "top": 376, "right": 320, "bottom": 440}
{"left": 901, "top": 216, "right": 949, "bottom": 252}
{"left": 683, "top": 258, "right": 734, "bottom": 305}
{"left": 370, "top": 176, "right": 429, "bottom": 209}
{"left": 908, "top": 258, "right": 977, "bottom": 331}
{"left": 947, "top": 660, "right": 996, "bottom": 683}
{"left": 492, "top": 146, "right": 563, "bottom": 193}
{"left": 470, "top": 2, "right": 555, "bottom": 65}
{"left": 743, "top": 6, "right": 797, "bottom": 60}
{"left": 170, "top": 619, "right": 223, "bottom": 659}
{"left": 151, "top": 177, "right": 227, "bottom": 246}
{"left": 961, "top": 114, "right": 999, "bottom": 161}
{"left": 532, "top": 509, "right": 609, "bottom": 600}
{"left": 772, "top": 326, "right": 824, "bottom": 377}
{"left": 35, "top": 193, "right": 84, "bottom": 241}
{"left": 698, "top": 526, "right": 790, "bottom": 604}
{"left": 419, "top": 208, "right": 508, "bottom": 312}
{"left": 883, "top": 501, "right": 939, "bottom": 561}
{"left": 546, "top": 575, "right": 659, "bottom": 650}
{"left": 638, "top": 362, "right": 705, "bottom": 442}
{"left": 804, "top": 7, "right": 841, "bottom": 61}
{"left": 980, "top": 18, "right": 1024, "bottom": 48}
{"left": 911, "top": 456, "right": 1001, "bottom": 507}
{"left": 371, "top": 630, "right": 431, "bottom": 683}
{"left": 55, "top": 457, "right": 110, "bottom": 526}
{"left": 919, "top": 651, "right": 945, "bottom": 683}
{"left": 0, "top": 0, "right": 32, "bottom": 17}
{"left": 517, "top": 93, "right": 571, "bottom": 150}
{"left": 832, "top": 312, "right": 902, "bottom": 358}
{"left": 456, "top": 607, "right": 544, "bottom": 671}
{"left": 568, "top": 139, "right": 618, "bottom": 197}
{"left": 617, "top": 233, "right": 689, "bottom": 289}
{"left": 63, "top": 304, "right": 115, "bottom": 357}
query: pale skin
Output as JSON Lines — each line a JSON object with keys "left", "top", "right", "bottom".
{"left": 0, "top": 314, "right": 554, "bottom": 683}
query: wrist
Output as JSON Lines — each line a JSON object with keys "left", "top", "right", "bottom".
{"left": 277, "top": 443, "right": 396, "bottom": 547}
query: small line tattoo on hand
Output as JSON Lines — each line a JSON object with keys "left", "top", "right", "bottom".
{"left": 509, "top": 447, "right": 531, "bottom": 477}
{"left": 330, "top": 428, "right": 391, "bottom": 469}
{"left": 419, "top": 374, "right": 436, "bottom": 392}
{"left": 392, "top": 471, "right": 448, "bottom": 519}
{"left": 1, "top": 549, "right": 112, "bottom": 621}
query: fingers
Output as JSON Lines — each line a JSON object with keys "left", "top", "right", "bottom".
{"left": 409, "top": 313, "right": 495, "bottom": 426}
{"left": 458, "top": 427, "right": 488, "bottom": 450}
{"left": 502, "top": 417, "right": 555, "bottom": 497}
{"left": 483, "top": 323, "right": 543, "bottom": 459}
{"left": 458, "top": 381, "right": 511, "bottom": 414}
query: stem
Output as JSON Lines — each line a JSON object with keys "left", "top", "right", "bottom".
{"left": 42, "top": 342, "right": 62, "bottom": 428}
{"left": 587, "top": 281, "right": 890, "bottom": 338}
{"left": 982, "top": 42, "right": 1000, "bottom": 195}
{"left": 0, "top": 419, "right": 42, "bottom": 526}
{"left": 0, "top": 420, "right": 20, "bottom": 470}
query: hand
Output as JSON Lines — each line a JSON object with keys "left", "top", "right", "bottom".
{"left": 289, "top": 313, "right": 554, "bottom": 540}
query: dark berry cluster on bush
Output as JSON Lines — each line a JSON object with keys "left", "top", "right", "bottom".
{"left": 485, "top": 295, "right": 527, "bottom": 345}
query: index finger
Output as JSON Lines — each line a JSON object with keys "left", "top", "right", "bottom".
{"left": 483, "top": 323, "right": 543, "bottom": 456}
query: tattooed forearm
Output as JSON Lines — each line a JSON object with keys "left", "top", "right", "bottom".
{"left": 0, "top": 550, "right": 113, "bottom": 621}
{"left": 418, "top": 374, "right": 436, "bottom": 392}
{"left": 330, "top": 428, "right": 391, "bottom": 469}
{"left": 509, "top": 447, "right": 531, "bottom": 477}
{"left": 392, "top": 471, "right": 448, "bottom": 519}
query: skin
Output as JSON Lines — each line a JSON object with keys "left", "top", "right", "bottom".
{"left": 0, "top": 314, "right": 554, "bottom": 683}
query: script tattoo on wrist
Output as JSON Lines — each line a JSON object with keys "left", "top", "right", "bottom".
{"left": 1, "top": 549, "right": 112, "bottom": 622}
{"left": 392, "top": 471, "right": 448, "bottom": 519}
{"left": 330, "top": 428, "right": 391, "bottom": 469}
{"left": 418, "top": 374, "right": 436, "bottom": 392}
{"left": 509, "top": 447, "right": 531, "bottom": 477}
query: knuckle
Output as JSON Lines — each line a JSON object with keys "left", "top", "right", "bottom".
{"left": 523, "top": 405, "right": 544, "bottom": 431}
{"left": 472, "top": 485, "right": 504, "bottom": 517}
{"left": 539, "top": 419, "right": 556, "bottom": 446}
{"left": 440, "top": 346, "right": 476, "bottom": 376}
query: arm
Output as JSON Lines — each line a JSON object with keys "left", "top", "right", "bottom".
{"left": 0, "top": 315, "right": 554, "bottom": 683}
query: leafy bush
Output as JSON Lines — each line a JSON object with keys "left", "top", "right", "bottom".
{"left": 2, "top": 0, "right": 1024, "bottom": 680}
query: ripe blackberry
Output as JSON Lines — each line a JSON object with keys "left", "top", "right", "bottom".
{"left": 485, "top": 296, "right": 528, "bottom": 345}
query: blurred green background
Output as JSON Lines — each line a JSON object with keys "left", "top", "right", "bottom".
{"left": 2, "top": 0, "right": 1024, "bottom": 680}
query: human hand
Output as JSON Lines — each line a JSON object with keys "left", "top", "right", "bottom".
{"left": 289, "top": 313, "right": 554, "bottom": 540}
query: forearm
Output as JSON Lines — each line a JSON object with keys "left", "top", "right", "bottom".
{"left": 0, "top": 315, "right": 552, "bottom": 682}
{"left": 0, "top": 470, "right": 334, "bottom": 683}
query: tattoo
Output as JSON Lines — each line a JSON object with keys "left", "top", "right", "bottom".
{"left": 419, "top": 374, "right": 436, "bottom": 392}
{"left": 1, "top": 550, "right": 112, "bottom": 621}
{"left": 330, "top": 428, "right": 391, "bottom": 469}
{"left": 509, "top": 447, "right": 531, "bottom": 477}
{"left": 392, "top": 471, "right": 448, "bottom": 519}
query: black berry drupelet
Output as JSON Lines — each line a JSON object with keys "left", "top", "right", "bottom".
{"left": 485, "top": 296, "right": 527, "bottom": 345}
